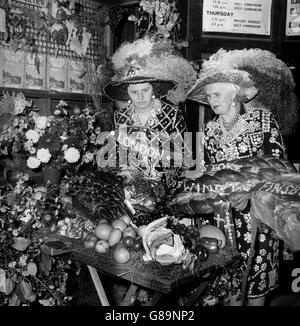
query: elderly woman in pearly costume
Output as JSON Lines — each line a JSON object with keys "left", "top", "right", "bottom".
{"left": 187, "top": 48, "right": 297, "bottom": 306}
{"left": 101, "top": 38, "right": 195, "bottom": 186}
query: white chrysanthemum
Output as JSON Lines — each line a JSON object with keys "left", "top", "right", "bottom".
{"left": 64, "top": 147, "right": 80, "bottom": 163}
{"left": 27, "top": 157, "right": 41, "bottom": 169}
{"left": 34, "top": 116, "right": 48, "bottom": 130}
{"left": 37, "top": 148, "right": 51, "bottom": 163}
{"left": 25, "top": 130, "right": 40, "bottom": 144}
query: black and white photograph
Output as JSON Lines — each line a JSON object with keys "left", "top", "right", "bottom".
{"left": 0, "top": 0, "right": 300, "bottom": 315}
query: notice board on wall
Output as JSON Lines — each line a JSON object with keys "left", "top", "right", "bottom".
{"left": 286, "top": 0, "right": 300, "bottom": 36}
{"left": 202, "top": 0, "right": 272, "bottom": 35}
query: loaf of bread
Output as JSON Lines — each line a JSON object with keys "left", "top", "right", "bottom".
{"left": 169, "top": 155, "right": 298, "bottom": 215}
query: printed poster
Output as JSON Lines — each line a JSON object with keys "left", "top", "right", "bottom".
{"left": 286, "top": 0, "right": 300, "bottom": 35}
{"left": 24, "top": 53, "right": 46, "bottom": 89}
{"left": 202, "top": 0, "right": 272, "bottom": 35}
{"left": 1, "top": 47, "right": 24, "bottom": 88}
{"left": 47, "top": 56, "right": 68, "bottom": 92}
{"left": 68, "top": 60, "right": 86, "bottom": 93}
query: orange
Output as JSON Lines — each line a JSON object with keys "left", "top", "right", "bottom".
{"left": 95, "top": 223, "right": 113, "bottom": 241}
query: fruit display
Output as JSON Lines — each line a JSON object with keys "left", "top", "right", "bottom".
{"left": 82, "top": 215, "right": 143, "bottom": 264}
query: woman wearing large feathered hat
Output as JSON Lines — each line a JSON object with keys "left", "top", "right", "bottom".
{"left": 186, "top": 48, "right": 299, "bottom": 306}
{"left": 99, "top": 37, "right": 197, "bottom": 186}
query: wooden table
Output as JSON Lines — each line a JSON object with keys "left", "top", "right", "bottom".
{"left": 41, "top": 234, "right": 240, "bottom": 306}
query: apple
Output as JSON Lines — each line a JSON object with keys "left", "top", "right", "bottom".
{"left": 95, "top": 223, "right": 113, "bottom": 241}
{"left": 111, "top": 219, "right": 127, "bottom": 232}
{"left": 95, "top": 240, "right": 110, "bottom": 254}
{"left": 112, "top": 243, "right": 130, "bottom": 264}
{"left": 83, "top": 234, "right": 98, "bottom": 249}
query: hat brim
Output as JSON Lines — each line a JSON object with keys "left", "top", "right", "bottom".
{"left": 187, "top": 70, "right": 258, "bottom": 105}
{"left": 103, "top": 76, "right": 177, "bottom": 102}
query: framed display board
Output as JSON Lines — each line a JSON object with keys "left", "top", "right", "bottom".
{"left": 202, "top": 0, "right": 272, "bottom": 35}
{"left": 286, "top": 0, "right": 300, "bottom": 36}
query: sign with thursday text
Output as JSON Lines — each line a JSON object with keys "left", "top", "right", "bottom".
{"left": 202, "top": 0, "right": 272, "bottom": 35}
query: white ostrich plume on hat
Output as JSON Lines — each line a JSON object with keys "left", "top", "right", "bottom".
{"left": 202, "top": 48, "right": 295, "bottom": 90}
{"left": 112, "top": 38, "right": 154, "bottom": 70}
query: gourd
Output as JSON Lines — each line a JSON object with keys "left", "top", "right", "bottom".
{"left": 199, "top": 225, "right": 226, "bottom": 249}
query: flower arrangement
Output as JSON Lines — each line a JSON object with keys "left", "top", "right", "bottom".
{"left": 25, "top": 100, "right": 101, "bottom": 171}
{"left": 0, "top": 174, "right": 77, "bottom": 306}
{"left": 0, "top": 92, "right": 38, "bottom": 178}
{"left": 0, "top": 93, "right": 36, "bottom": 150}
{"left": 128, "top": 0, "right": 188, "bottom": 49}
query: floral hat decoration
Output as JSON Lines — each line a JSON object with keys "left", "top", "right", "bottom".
{"left": 187, "top": 48, "right": 299, "bottom": 135}
{"left": 103, "top": 37, "right": 198, "bottom": 105}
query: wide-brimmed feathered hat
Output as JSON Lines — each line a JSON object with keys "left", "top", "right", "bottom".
{"left": 187, "top": 48, "right": 299, "bottom": 135}
{"left": 103, "top": 37, "right": 198, "bottom": 104}
{"left": 103, "top": 76, "right": 176, "bottom": 102}
{"left": 187, "top": 68, "right": 258, "bottom": 105}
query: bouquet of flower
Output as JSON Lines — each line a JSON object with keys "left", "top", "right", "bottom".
{"left": 0, "top": 174, "right": 77, "bottom": 306}
{"left": 128, "top": 0, "right": 189, "bottom": 49}
{"left": 25, "top": 100, "right": 101, "bottom": 171}
{"left": 0, "top": 92, "right": 40, "bottom": 178}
